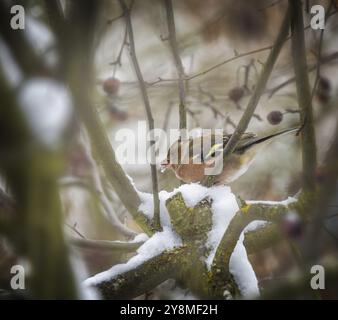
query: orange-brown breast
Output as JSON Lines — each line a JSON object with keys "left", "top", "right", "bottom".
{"left": 174, "top": 163, "right": 206, "bottom": 183}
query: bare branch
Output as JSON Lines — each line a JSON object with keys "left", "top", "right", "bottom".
{"left": 118, "top": 0, "right": 161, "bottom": 231}
{"left": 164, "top": 0, "right": 187, "bottom": 130}
{"left": 267, "top": 51, "right": 338, "bottom": 98}
{"left": 302, "top": 113, "right": 338, "bottom": 263}
{"left": 211, "top": 201, "right": 293, "bottom": 277}
{"left": 289, "top": 0, "right": 317, "bottom": 192}
{"left": 70, "top": 236, "right": 145, "bottom": 253}
{"left": 310, "top": 1, "right": 334, "bottom": 100}
{"left": 203, "top": 7, "right": 290, "bottom": 186}
{"left": 109, "top": 22, "right": 128, "bottom": 69}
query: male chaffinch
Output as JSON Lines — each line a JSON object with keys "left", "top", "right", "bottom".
{"left": 160, "top": 127, "right": 298, "bottom": 185}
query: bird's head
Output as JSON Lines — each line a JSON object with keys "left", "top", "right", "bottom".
{"left": 160, "top": 139, "right": 190, "bottom": 172}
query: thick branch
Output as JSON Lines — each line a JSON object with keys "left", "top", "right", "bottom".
{"left": 289, "top": 0, "right": 317, "bottom": 192}
{"left": 260, "top": 261, "right": 338, "bottom": 299}
{"left": 90, "top": 247, "right": 186, "bottom": 299}
{"left": 244, "top": 224, "right": 282, "bottom": 254}
{"left": 211, "top": 201, "right": 297, "bottom": 277}
{"left": 302, "top": 116, "right": 338, "bottom": 263}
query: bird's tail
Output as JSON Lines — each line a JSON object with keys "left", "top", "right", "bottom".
{"left": 238, "top": 126, "right": 300, "bottom": 151}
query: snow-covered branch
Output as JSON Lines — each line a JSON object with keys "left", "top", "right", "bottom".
{"left": 85, "top": 183, "right": 301, "bottom": 299}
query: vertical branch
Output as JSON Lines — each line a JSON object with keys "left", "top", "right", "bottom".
{"left": 164, "top": 0, "right": 187, "bottom": 131}
{"left": 203, "top": 7, "right": 290, "bottom": 186}
{"left": 119, "top": 0, "right": 161, "bottom": 231}
{"left": 289, "top": 0, "right": 317, "bottom": 192}
{"left": 311, "top": 0, "right": 334, "bottom": 99}
{"left": 0, "top": 68, "right": 78, "bottom": 299}
{"left": 64, "top": 0, "right": 152, "bottom": 234}
{"left": 302, "top": 107, "right": 338, "bottom": 264}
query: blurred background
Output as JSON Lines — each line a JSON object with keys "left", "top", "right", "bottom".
{"left": 0, "top": 0, "right": 338, "bottom": 299}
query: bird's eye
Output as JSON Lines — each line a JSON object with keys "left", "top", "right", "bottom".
{"left": 205, "top": 143, "right": 222, "bottom": 159}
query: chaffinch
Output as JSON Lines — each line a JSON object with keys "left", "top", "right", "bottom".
{"left": 160, "top": 127, "right": 298, "bottom": 185}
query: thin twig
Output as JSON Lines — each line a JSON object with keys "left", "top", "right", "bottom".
{"left": 110, "top": 21, "right": 129, "bottom": 75}
{"left": 147, "top": 45, "right": 274, "bottom": 86}
{"left": 119, "top": 0, "right": 161, "bottom": 231}
{"left": 107, "top": 13, "right": 124, "bottom": 24}
{"left": 80, "top": 131, "right": 137, "bottom": 238}
{"left": 66, "top": 222, "right": 86, "bottom": 239}
{"left": 146, "top": 10, "right": 338, "bottom": 87}
{"left": 267, "top": 51, "right": 338, "bottom": 98}
{"left": 70, "top": 236, "right": 145, "bottom": 252}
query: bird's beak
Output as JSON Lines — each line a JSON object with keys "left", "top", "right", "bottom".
{"left": 160, "top": 160, "right": 171, "bottom": 173}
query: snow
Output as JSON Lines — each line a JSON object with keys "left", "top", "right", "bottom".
{"left": 87, "top": 181, "right": 294, "bottom": 298}
{"left": 247, "top": 197, "right": 297, "bottom": 206}
{"left": 229, "top": 233, "right": 259, "bottom": 298}
{"left": 0, "top": 40, "right": 23, "bottom": 87}
{"left": 131, "top": 233, "right": 149, "bottom": 243}
{"left": 84, "top": 227, "right": 182, "bottom": 286}
{"left": 18, "top": 78, "right": 73, "bottom": 147}
{"left": 138, "top": 183, "right": 208, "bottom": 226}
{"left": 244, "top": 220, "right": 269, "bottom": 233}
{"left": 204, "top": 185, "right": 239, "bottom": 268}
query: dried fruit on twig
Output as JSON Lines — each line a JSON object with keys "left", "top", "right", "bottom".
{"left": 267, "top": 111, "right": 283, "bottom": 125}
{"left": 228, "top": 86, "right": 245, "bottom": 103}
{"left": 316, "top": 77, "right": 331, "bottom": 105}
{"left": 103, "top": 77, "right": 120, "bottom": 95}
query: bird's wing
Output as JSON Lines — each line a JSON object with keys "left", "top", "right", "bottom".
{"left": 204, "top": 133, "right": 257, "bottom": 160}
{"left": 234, "top": 132, "right": 257, "bottom": 150}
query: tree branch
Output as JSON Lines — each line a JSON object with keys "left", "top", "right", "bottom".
{"left": 211, "top": 201, "right": 295, "bottom": 277}
{"left": 164, "top": 0, "right": 187, "bottom": 130}
{"left": 203, "top": 6, "right": 290, "bottom": 186}
{"left": 89, "top": 247, "right": 186, "bottom": 299}
{"left": 289, "top": 0, "right": 317, "bottom": 192}
{"left": 119, "top": 0, "right": 161, "bottom": 231}
{"left": 70, "top": 236, "right": 144, "bottom": 253}
{"left": 267, "top": 51, "right": 338, "bottom": 98}
{"left": 64, "top": 0, "right": 152, "bottom": 235}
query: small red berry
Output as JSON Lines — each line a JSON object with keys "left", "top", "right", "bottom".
{"left": 315, "top": 166, "right": 327, "bottom": 184}
{"left": 102, "top": 77, "right": 120, "bottom": 95}
{"left": 318, "top": 77, "right": 331, "bottom": 92}
{"left": 267, "top": 111, "right": 283, "bottom": 125}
